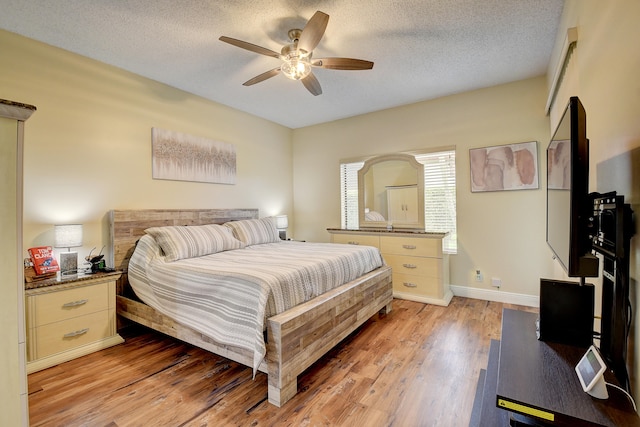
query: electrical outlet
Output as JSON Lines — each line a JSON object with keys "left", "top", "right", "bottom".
{"left": 491, "top": 277, "right": 502, "bottom": 288}
{"left": 475, "top": 269, "right": 483, "bottom": 282}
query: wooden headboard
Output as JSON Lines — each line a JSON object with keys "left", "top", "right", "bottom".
{"left": 109, "top": 209, "right": 259, "bottom": 293}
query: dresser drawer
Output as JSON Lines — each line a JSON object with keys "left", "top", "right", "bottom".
{"left": 331, "top": 233, "right": 380, "bottom": 248}
{"left": 35, "top": 310, "right": 111, "bottom": 359}
{"left": 380, "top": 235, "right": 442, "bottom": 258}
{"left": 32, "top": 283, "right": 109, "bottom": 327}
{"left": 392, "top": 272, "right": 443, "bottom": 299}
{"left": 383, "top": 254, "right": 442, "bottom": 279}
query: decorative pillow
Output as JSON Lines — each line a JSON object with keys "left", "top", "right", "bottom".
{"left": 144, "top": 224, "right": 245, "bottom": 262}
{"left": 224, "top": 217, "right": 280, "bottom": 246}
{"left": 365, "top": 210, "right": 386, "bottom": 221}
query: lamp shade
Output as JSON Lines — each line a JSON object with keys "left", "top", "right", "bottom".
{"left": 275, "top": 215, "right": 288, "bottom": 230}
{"left": 54, "top": 224, "right": 83, "bottom": 248}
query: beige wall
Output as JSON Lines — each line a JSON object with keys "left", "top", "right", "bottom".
{"left": 549, "top": 0, "right": 640, "bottom": 402}
{"left": 292, "top": 77, "right": 556, "bottom": 299}
{"left": 0, "top": 29, "right": 293, "bottom": 263}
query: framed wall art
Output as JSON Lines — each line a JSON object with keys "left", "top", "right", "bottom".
{"left": 152, "top": 127, "right": 236, "bottom": 184}
{"left": 469, "top": 141, "right": 538, "bottom": 192}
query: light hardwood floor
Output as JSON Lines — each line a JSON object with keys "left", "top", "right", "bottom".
{"left": 28, "top": 297, "right": 537, "bottom": 426}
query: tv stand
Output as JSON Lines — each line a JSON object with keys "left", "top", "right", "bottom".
{"left": 592, "top": 192, "right": 634, "bottom": 390}
{"left": 470, "top": 309, "right": 638, "bottom": 426}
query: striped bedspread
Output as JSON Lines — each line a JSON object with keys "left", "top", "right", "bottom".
{"left": 128, "top": 235, "right": 384, "bottom": 373}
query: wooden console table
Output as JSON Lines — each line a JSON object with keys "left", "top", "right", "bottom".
{"left": 471, "top": 309, "right": 639, "bottom": 426}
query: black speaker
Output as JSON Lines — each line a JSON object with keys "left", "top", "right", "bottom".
{"left": 538, "top": 278, "right": 594, "bottom": 347}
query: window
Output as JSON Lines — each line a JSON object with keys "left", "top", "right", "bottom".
{"left": 340, "top": 161, "right": 364, "bottom": 229}
{"left": 416, "top": 150, "right": 457, "bottom": 253}
{"left": 340, "top": 149, "right": 457, "bottom": 253}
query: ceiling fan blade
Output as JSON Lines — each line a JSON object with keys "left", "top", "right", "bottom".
{"left": 312, "top": 58, "right": 374, "bottom": 70}
{"left": 301, "top": 72, "right": 322, "bottom": 96}
{"left": 298, "top": 11, "right": 329, "bottom": 53}
{"left": 243, "top": 67, "right": 281, "bottom": 86}
{"left": 219, "top": 36, "right": 280, "bottom": 58}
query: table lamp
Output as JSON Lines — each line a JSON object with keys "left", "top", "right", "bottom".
{"left": 275, "top": 215, "right": 288, "bottom": 240}
{"left": 54, "top": 224, "right": 83, "bottom": 275}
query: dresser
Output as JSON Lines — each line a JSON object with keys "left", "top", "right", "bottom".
{"left": 25, "top": 271, "right": 124, "bottom": 373}
{"left": 328, "top": 228, "right": 451, "bottom": 306}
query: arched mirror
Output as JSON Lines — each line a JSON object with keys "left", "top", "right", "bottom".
{"left": 358, "top": 153, "right": 425, "bottom": 229}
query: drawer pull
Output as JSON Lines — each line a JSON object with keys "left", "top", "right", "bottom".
{"left": 402, "top": 245, "right": 417, "bottom": 250}
{"left": 63, "top": 328, "right": 89, "bottom": 338}
{"left": 402, "top": 263, "right": 417, "bottom": 269}
{"left": 62, "top": 299, "right": 89, "bottom": 308}
{"left": 347, "top": 241, "right": 360, "bottom": 245}
{"left": 403, "top": 282, "right": 417, "bottom": 288}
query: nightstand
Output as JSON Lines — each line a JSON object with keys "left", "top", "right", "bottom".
{"left": 25, "top": 271, "right": 124, "bottom": 373}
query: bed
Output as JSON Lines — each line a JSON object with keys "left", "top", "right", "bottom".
{"left": 109, "top": 209, "right": 393, "bottom": 407}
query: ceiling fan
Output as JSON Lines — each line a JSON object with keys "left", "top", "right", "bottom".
{"left": 219, "top": 11, "right": 374, "bottom": 96}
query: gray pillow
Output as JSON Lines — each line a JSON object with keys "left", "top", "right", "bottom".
{"left": 224, "top": 217, "right": 280, "bottom": 246}
{"left": 145, "top": 224, "right": 245, "bottom": 262}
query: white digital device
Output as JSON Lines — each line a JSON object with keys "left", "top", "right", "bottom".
{"left": 575, "top": 345, "right": 609, "bottom": 399}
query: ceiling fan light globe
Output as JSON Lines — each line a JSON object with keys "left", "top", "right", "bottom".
{"left": 282, "top": 57, "right": 311, "bottom": 80}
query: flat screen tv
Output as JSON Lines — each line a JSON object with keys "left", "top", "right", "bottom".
{"left": 546, "top": 97, "right": 598, "bottom": 278}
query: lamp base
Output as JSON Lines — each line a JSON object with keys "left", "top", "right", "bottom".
{"left": 60, "top": 251, "right": 78, "bottom": 276}
{"left": 279, "top": 230, "right": 287, "bottom": 240}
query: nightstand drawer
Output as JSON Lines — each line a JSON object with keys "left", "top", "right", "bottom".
{"left": 383, "top": 254, "right": 442, "bottom": 278}
{"left": 380, "top": 235, "right": 442, "bottom": 258}
{"left": 331, "top": 233, "right": 380, "bottom": 248}
{"left": 32, "top": 283, "right": 109, "bottom": 327}
{"left": 35, "top": 310, "right": 111, "bottom": 359}
{"left": 392, "top": 272, "right": 442, "bottom": 299}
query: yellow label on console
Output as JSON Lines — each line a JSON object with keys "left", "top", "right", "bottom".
{"left": 497, "top": 398, "right": 555, "bottom": 421}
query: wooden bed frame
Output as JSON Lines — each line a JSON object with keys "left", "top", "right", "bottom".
{"left": 109, "top": 209, "right": 393, "bottom": 407}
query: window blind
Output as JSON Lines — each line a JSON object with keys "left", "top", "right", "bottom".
{"left": 416, "top": 150, "right": 457, "bottom": 253}
{"left": 340, "top": 161, "right": 364, "bottom": 229}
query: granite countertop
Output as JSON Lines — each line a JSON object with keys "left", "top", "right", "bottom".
{"left": 0, "top": 99, "right": 37, "bottom": 110}
{"left": 326, "top": 227, "right": 447, "bottom": 236}
{"left": 25, "top": 270, "right": 122, "bottom": 290}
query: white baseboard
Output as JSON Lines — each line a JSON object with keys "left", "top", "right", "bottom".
{"left": 450, "top": 285, "right": 539, "bottom": 308}
{"left": 393, "top": 288, "right": 454, "bottom": 307}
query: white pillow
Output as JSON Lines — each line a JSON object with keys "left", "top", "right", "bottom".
{"left": 365, "top": 210, "right": 386, "bottom": 221}
{"left": 145, "top": 224, "right": 245, "bottom": 262}
{"left": 224, "top": 217, "right": 280, "bottom": 246}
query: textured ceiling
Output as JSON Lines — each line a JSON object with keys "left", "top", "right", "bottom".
{"left": 0, "top": 0, "right": 564, "bottom": 128}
